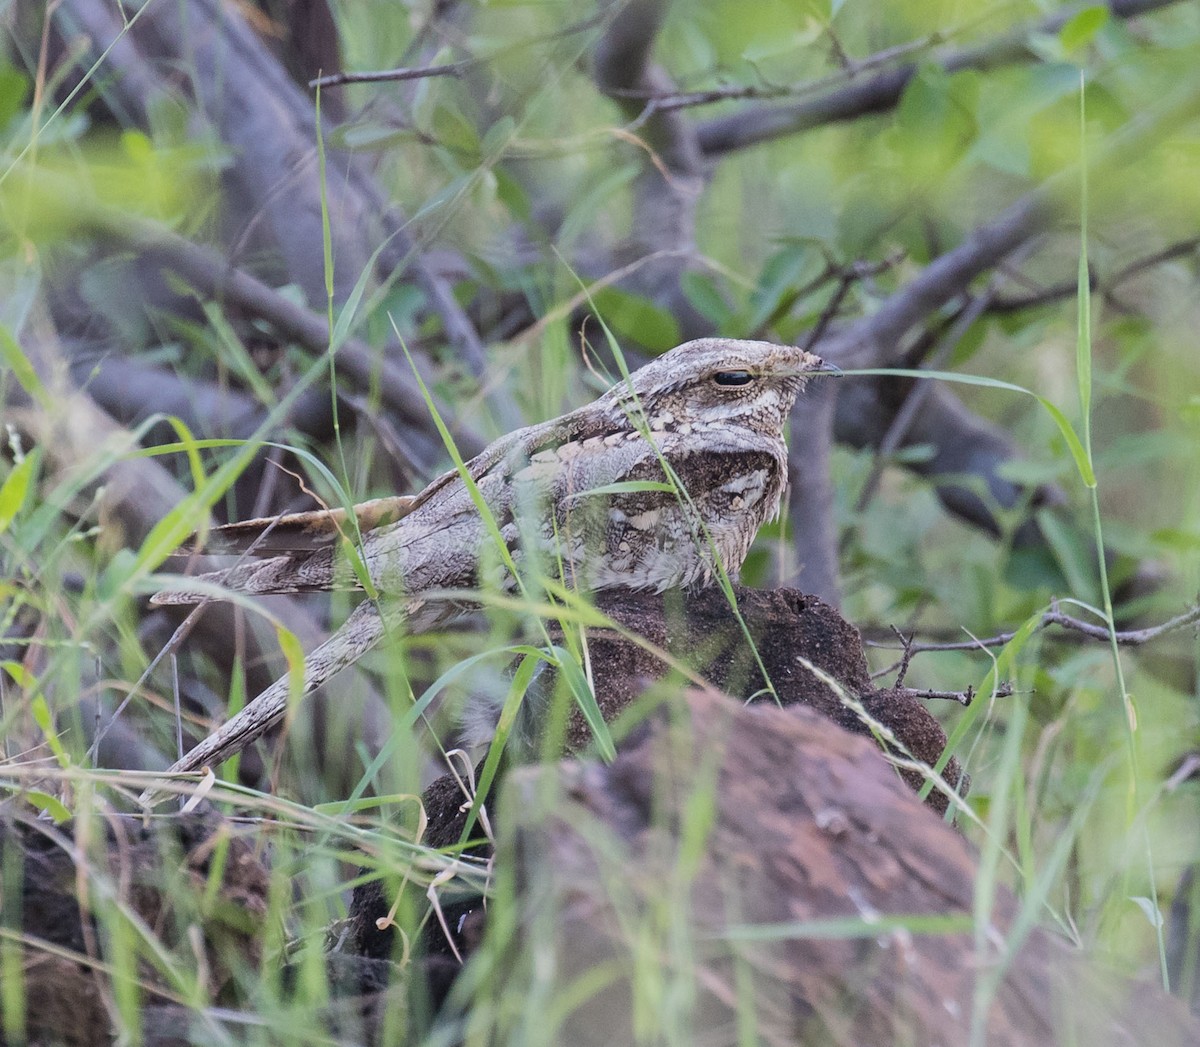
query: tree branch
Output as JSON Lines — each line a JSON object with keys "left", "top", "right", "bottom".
{"left": 869, "top": 600, "right": 1200, "bottom": 660}
{"left": 696, "top": 0, "right": 1188, "bottom": 155}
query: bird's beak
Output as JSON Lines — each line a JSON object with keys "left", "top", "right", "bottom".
{"left": 812, "top": 359, "right": 843, "bottom": 378}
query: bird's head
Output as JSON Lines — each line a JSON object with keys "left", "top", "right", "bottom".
{"left": 603, "top": 338, "right": 840, "bottom": 435}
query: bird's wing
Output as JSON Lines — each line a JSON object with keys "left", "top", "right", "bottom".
{"left": 150, "top": 407, "right": 607, "bottom": 605}
{"left": 186, "top": 496, "right": 421, "bottom": 556}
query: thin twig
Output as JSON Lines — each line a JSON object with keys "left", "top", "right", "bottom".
{"left": 309, "top": 62, "right": 467, "bottom": 89}
{"left": 795, "top": 253, "right": 903, "bottom": 352}
{"left": 868, "top": 600, "right": 1200, "bottom": 658}
{"left": 613, "top": 34, "right": 946, "bottom": 113}
{"left": 896, "top": 682, "right": 1018, "bottom": 706}
{"left": 990, "top": 237, "right": 1200, "bottom": 313}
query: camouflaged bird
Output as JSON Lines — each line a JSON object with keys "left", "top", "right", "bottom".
{"left": 149, "top": 338, "right": 839, "bottom": 781}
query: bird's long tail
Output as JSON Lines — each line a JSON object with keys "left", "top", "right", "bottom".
{"left": 139, "top": 599, "right": 393, "bottom": 802}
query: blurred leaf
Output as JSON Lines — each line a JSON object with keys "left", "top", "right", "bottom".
{"left": 329, "top": 121, "right": 422, "bottom": 152}
{"left": 1028, "top": 31, "right": 1068, "bottom": 65}
{"left": 742, "top": 28, "right": 816, "bottom": 63}
{"left": 1179, "top": 394, "right": 1200, "bottom": 428}
{"left": 1060, "top": 7, "right": 1109, "bottom": 55}
{"left": 1005, "top": 544, "right": 1069, "bottom": 593}
{"left": 556, "top": 164, "right": 637, "bottom": 251}
{"left": 493, "top": 165, "right": 531, "bottom": 222}
{"left": 24, "top": 791, "right": 71, "bottom": 823}
{"left": 0, "top": 65, "right": 28, "bottom": 129}
{"left": 680, "top": 271, "right": 735, "bottom": 330}
{"left": 1037, "top": 509, "right": 1096, "bottom": 602}
{"left": 590, "top": 287, "right": 681, "bottom": 352}
{"left": 1150, "top": 527, "right": 1200, "bottom": 553}
{"left": 430, "top": 99, "right": 481, "bottom": 159}
{"left": 1129, "top": 895, "right": 1164, "bottom": 930}
{"left": 690, "top": 0, "right": 809, "bottom": 66}
{"left": 581, "top": 481, "right": 676, "bottom": 497}
{"left": 278, "top": 626, "right": 306, "bottom": 711}
{"left": 481, "top": 115, "right": 516, "bottom": 157}
{"left": 0, "top": 324, "right": 43, "bottom": 400}
{"left": 0, "top": 450, "right": 36, "bottom": 533}
{"left": 744, "top": 243, "right": 824, "bottom": 334}
{"left": 31, "top": 695, "right": 69, "bottom": 769}
{"left": 890, "top": 443, "right": 936, "bottom": 466}
{"left": 887, "top": 65, "right": 979, "bottom": 188}
{"left": 995, "top": 457, "right": 1067, "bottom": 487}
{"left": 1, "top": 660, "right": 33, "bottom": 687}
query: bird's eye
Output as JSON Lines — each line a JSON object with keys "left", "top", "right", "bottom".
{"left": 714, "top": 370, "right": 754, "bottom": 387}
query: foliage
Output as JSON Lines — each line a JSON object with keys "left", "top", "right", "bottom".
{"left": 1, "top": 0, "right": 1199, "bottom": 1042}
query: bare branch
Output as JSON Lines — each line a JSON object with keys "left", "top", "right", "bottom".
{"left": 868, "top": 601, "right": 1200, "bottom": 660}
{"left": 897, "top": 683, "right": 1018, "bottom": 706}
{"left": 617, "top": 34, "right": 944, "bottom": 114}
{"left": 991, "top": 237, "right": 1200, "bottom": 313}
{"left": 107, "top": 218, "right": 485, "bottom": 464}
{"left": 696, "top": 0, "right": 1189, "bottom": 156}
{"left": 309, "top": 62, "right": 467, "bottom": 89}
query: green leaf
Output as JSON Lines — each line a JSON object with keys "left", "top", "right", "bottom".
{"left": 550, "top": 644, "right": 615, "bottom": 762}
{"left": 481, "top": 115, "right": 517, "bottom": 157}
{"left": 1076, "top": 72, "right": 1093, "bottom": 438}
{"left": 1, "top": 660, "right": 33, "bottom": 687}
{"left": 680, "top": 271, "right": 735, "bottom": 330}
{"left": 590, "top": 287, "right": 681, "bottom": 353}
{"left": 853, "top": 368, "right": 1096, "bottom": 487}
{"left": 919, "top": 609, "right": 1044, "bottom": 804}
{"left": 1060, "top": 6, "right": 1109, "bottom": 54}
{"left": 30, "top": 696, "right": 69, "bottom": 769}
{"left": 24, "top": 791, "right": 71, "bottom": 824}
{"left": 1037, "top": 509, "right": 1097, "bottom": 602}
{"left": 1150, "top": 527, "right": 1200, "bottom": 552}
{"left": 1129, "top": 895, "right": 1164, "bottom": 930}
{"left": 890, "top": 65, "right": 979, "bottom": 187}
{"left": 1039, "top": 396, "right": 1095, "bottom": 488}
{"left": 745, "top": 244, "right": 823, "bottom": 334}
{"left": 277, "top": 626, "right": 306, "bottom": 708}
{"left": 0, "top": 325, "right": 43, "bottom": 401}
{"left": 0, "top": 65, "right": 28, "bottom": 129}
{"left": 329, "top": 122, "right": 421, "bottom": 152}
{"left": 0, "top": 451, "right": 36, "bottom": 533}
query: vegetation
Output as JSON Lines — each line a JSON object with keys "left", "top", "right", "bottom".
{"left": 1, "top": 0, "right": 1198, "bottom": 1042}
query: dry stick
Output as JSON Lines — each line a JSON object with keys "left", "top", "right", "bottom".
{"left": 618, "top": 33, "right": 945, "bottom": 113}
{"left": 696, "top": 0, "right": 1189, "bottom": 155}
{"left": 313, "top": 8, "right": 611, "bottom": 91}
{"left": 897, "top": 684, "right": 1018, "bottom": 707}
{"left": 309, "top": 62, "right": 468, "bottom": 89}
{"left": 869, "top": 601, "right": 1200, "bottom": 661}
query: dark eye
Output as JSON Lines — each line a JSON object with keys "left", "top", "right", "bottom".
{"left": 714, "top": 370, "right": 754, "bottom": 387}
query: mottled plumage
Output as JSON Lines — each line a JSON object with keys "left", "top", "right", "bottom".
{"left": 148, "top": 338, "right": 838, "bottom": 783}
